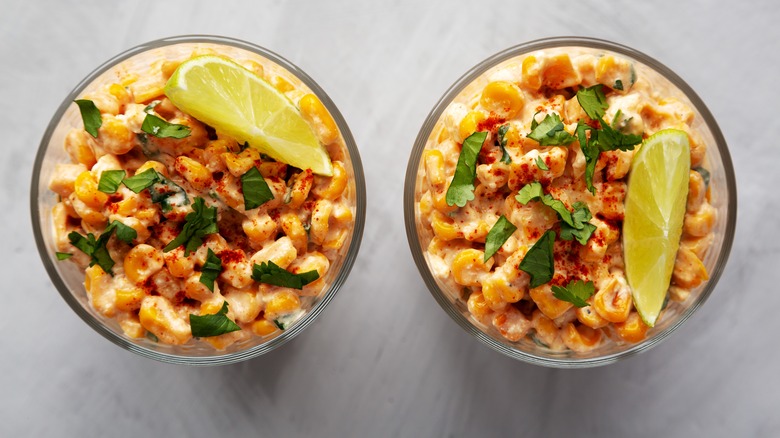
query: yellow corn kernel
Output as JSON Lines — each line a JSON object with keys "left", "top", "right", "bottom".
{"left": 290, "top": 252, "right": 330, "bottom": 294}
{"left": 483, "top": 276, "right": 521, "bottom": 304}
{"left": 271, "top": 75, "right": 295, "bottom": 93}
{"left": 183, "top": 274, "right": 213, "bottom": 301}
{"left": 672, "top": 246, "right": 709, "bottom": 289}
{"left": 331, "top": 203, "right": 353, "bottom": 223}
{"left": 492, "top": 307, "right": 532, "bottom": 342}
{"left": 543, "top": 53, "right": 580, "bottom": 89}
{"left": 430, "top": 210, "right": 462, "bottom": 241}
{"left": 682, "top": 234, "right": 714, "bottom": 260}
{"left": 423, "top": 149, "right": 446, "bottom": 187}
{"left": 310, "top": 199, "right": 333, "bottom": 245}
{"left": 684, "top": 203, "right": 716, "bottom": 238}
{"left": 576, "top": 305, "right": 609, "bottom": 329}
{"left": 252, "top": 319, "right": 279, "bottom": 336}
{"left": 592, "top": 277, "right": 632, "bottom": 323}
{"left": 418, "top": 192, "right": 434, "bottom": 217}
{"left": 243, "top": 213, "right": 278, "bottom": 247}
{"left": 74, "top": 171, "right": 108, "bottom": 209}
{"left": 458, "top": 110, "right": 485, "bottom": 143}
{"left": 164, "top": 248, "right": 195, "bottom": 278}
{"left": 113, "top": 196, "right": 138, "bottom": 216}
{"left": 615, "top": 312, "right": 649, "bottom": 343}
{"left": 135, "top": 160, "right": 168, "bottom": 178}
{"left": 288, "top": 169, "right": 314, "bottom": 209}
{"left": 139, "top": 296, "right": 192, "bottom": 345}
{"left": 131, "top": 81, "right": 165, "bottom": 104}
{"left": 222, "top": 147, "right": 261, "bottom": 177}
{"left": 687, "top": 170, "right": 706, "bottom": 213}
{"left": 280, "top": 213, "right": 308, "bottom": 253}
{"left": 71, "top": 196, "right": 107, "bottom": 228}
{"left": 688, "top": 131, "right": 706, "bottom": 168}
{"left": 244, "top": 60, "right": 265, "bottom": 78}
{"left": 85, "top": 264, "right": 115, "bottom": 317}
{"left": 479, "top": 81, "right": 524, "bottom": 119}
{"left": 561, "top": 323, "right": 602, "bottom": 352}
{"left": 323, "top": 228, "right": 348, "bottom": 250}
{"left": 299, "top": 93, "right": 339, "bottom": 145}
{"left": 64, "top": 129, "right": 97, "bottom": 168}
{"left": 124, "top": 244, "right": 164, "bottom": 284}
{"left": 431, "top": 189, "right": 457, "bottom": 214}
{"left": 451, "top": 248, "right": 490, "bottom": 287}
{"left": 259, "top": 162, "right": 287, "bottom": 179}
{"left": 115, "top": 287, "right": 145, "bottom": 312}
{"left": 313, "top": 161, "right": 348, "bottom": 200}
{"left": 120, "top": 74, "right": 138, "bottom": 87}
{"left": 98, "top": 116, "right": 136, "bottom": 155}
{"left": 521, "top": 55, "right": 542, "bottom": 90}
{"left": 108, "top": 83, "right": 131, "bottom": 105}
{"left": 529, "top": 285, "right": 572, "bottom": 320}
{"left": 436, "top": 126, "right": 449, "bottom": 143}
{"left": 200, "top": 299, "right": 226, "bottom": 316}
{"left": 265, "top": 290, "right": 301, "bottom": 319}
{"left": 50, "top": 163, "right": 87, "bottom": 198}
{"left": 251, "top": 236, "right": 298, "bottom": 269}
{"left": 531, "top": 310, "right": 560, "bottom": 347}
{"left": 118, "top": 313, "right": 145, "bottom": 338}
{"left": 467, "top": 291, "right": 492, "bottom": 320}
{"left": 161, "top": 60, "right": 181, "bottom": 78}
{"left": 174, "top": 156, "right": 212, "bottom": 191}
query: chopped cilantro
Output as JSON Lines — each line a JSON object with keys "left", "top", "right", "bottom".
{"left": 527, "top": 113, "right": 576, "bottom": 146}
{"left": 614, "top": 79, "right": 624, "bottom": 91}
{"left": 251, "top": 260, "right": 319, "bottom": 290}
{"left": 55, "top": 252, "right": 73, "bottom": 260}
{"left": 97, "top": 170, "right": 126, "bottom": 194}
{"left": 189, "top": 302, "right": 241, "bottom": 337}
{"left": 141, "top": 114, "right": 191, "bottom": 139}
{"left": 516, "top": 183, "right": 596, "bottom": 245}
{"left": 73, "top": 99, "right": 102, "bottom": 138}
{"left": 163, "top": 197, "right": 219, "bottom": 255}
{"left": 445, "top": 131, "right": 487, "bottom": 207}
{"left": 518, "top": 230, "right": 555, "bottom": 288}
{"left": 551, "top": 279, "right": 595, "bottom": 307}
{"left": 122, "top": 168, "right": 160, "bottom": 193}
{"left": 241, "top": 167, "right": 274, "bottom": 210}
{"left": 496, "top": 124, "right": 512, "bottom": 164}
{"left": 535, "top": 156, "right": 549, "bottom": 171}
{"left": 483, "top": 215, "right": 517, "bottom": 262}
{"left": 576, "top": 85, "right": 608, "bottom": 119}
{"left": 199, "top": 249, "right": 222, "bottom": 292}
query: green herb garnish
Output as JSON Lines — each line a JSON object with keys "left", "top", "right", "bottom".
{"left": 240, "top": 167, "right": 274, "bottom": 210}
{"left": 577, "top": 85, "right": 609, "bottom": 119}
{"left": 251, "top": 260, "right": 319, "bottom": 290}
{"left": 483, "top": 215, "right": 517, "bottom": 262}
{"left": 122, "top": 168, "right": 160, "bottom": 193}
{"left": 551, "top": 279, "right": 595, "bottom": 307}
{"left": 518, "top": 230, "right": 555, "bottom": 288}
{"left": 535, "top": 156, "right": 549, "bottom": 171}
{"left": 104, "top": 220, "right": 137, "bottom": 244}
{"left": 163, "top": 197, "right": 218, "bottom": 255}
{"left": 55, "top": 252, "right": 73, "bottom": 260}
{"left": 694, "top": 167, "right": 710, "bottom": 188}
{"left": 445, "top": 131, "right": 487, "bottom": 207}
{"left": 515, "top": 182, "right": 573, "bottom": 225}
{"left": 496, "top": 124, "right": 512, "bottom": 164}
{"left": 189, "top": 302, "right": 241, "bottom": 338}
{"left": 613, "top": 79, "right": 624, "bottom": 91}
{"left": 148, "top": 175, "right": 190, "bottom": 213}
{"left": 67, "top": 223, "right": 124, "bottom": 275}
{"left": 141, "top": 114, "right": 191, "bottom": 139}
{"left": 273, "top": 319, "right": 286, "bottom": 331}
{"left": 559, "top": 202, "right": 597, "bottom": 245}
{"left": 97, "top": 170, "right": 126, "bottom": 194}
{"left": 527, "top": 113, "right": 576, "bottom": 146}
{"left": 74, "top": 99, "right": 102, "bottom": 138}
{"left": 199, "top": 249, "right": 222, "bottom": 292}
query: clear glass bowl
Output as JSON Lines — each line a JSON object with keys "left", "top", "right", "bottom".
{"left": 404, "top": 37, "right": 737, "bottom": 368}
{"left": 31, "top": 35, "right": 366, "bottom": 365}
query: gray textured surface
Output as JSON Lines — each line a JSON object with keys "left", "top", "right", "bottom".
{"left": 2, "top": 0, "right": 777, "bottom": 436}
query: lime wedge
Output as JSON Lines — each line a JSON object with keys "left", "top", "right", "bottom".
{"left": 164, "top": 55, "right": 333, "bottom": 176}
{"left": 623, "top": 129, "right": 690, "bottom": 326}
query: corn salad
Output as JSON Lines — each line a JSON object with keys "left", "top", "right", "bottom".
{"left": 415, "top": 47, "right": 715, "bottom": 352}
{"left": 49, "top": 47, "right": 356, "bottom": 349}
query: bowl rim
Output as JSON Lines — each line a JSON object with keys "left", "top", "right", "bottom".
{"left": 30, "top": 34, "right": 366, "bottom": 365}
{"left": 403, "top": 36, "right": 737, "bottom": 368}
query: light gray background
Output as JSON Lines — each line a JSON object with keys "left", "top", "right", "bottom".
{"left": 2, "top": 0, "right": 777, "bottom": 436}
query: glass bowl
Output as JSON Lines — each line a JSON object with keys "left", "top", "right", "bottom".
{"left": 31, "top": 35, "right": 365, "bottom": 365}
{"left": 404, "top": 37, "right": 736, "bottom": 368}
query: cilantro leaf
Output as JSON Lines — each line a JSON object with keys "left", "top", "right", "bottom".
{"left": 576, "top": 121, "right": 600, "bottom": 194}
{"left": 597, "top": 120, "right": 643, "bottom": 152}
{"left": 199, "top": 248, "right": 222, "bottom": 292}
{"left": 163, "top": 197, "right": 219, "bottom": 255}
{"left": 514, "top": 182, "right": 572, "bottom": 226}
{"left": 496, "top": 124, "right": 512, "bottom": 164}
{"left": 189, "top": 302, "right": 241, "bottom": 337}
{"left": 527, "top": 113, "right": 576, "bottom": 146}
{"left": 576, "top": 85, "right": 608, "bottom": 119}
{"left": 122, "top": 168, "right": 160, "bottom": 193}
{"left": 141, "top": 114, "right": 191, "bottom": 139}
{"left": 483, "top": 215, "right": 517, "bottom": 262}
{"left": 535, "top": 156, "right": 549, "bottom": 171}
{"left": 559, "top": 202, "right": 597, "bottom": 245}
{"left": 613, "top": 80, "right": 624, "bottom": 91}
{"left": 273, "top": 320, "right": 286, "bottom": 331}
{"left": 251, "top": 260, "right": 319, "bottom": 290}
{"left": 103, "top": 220, "right": 137, "bottom": 244}
{"left": 55, "top": 252, "right": 73, "bottom": 260}
{"left": 97, "top": 170, "right": 126, "bottom": 194}
{"left": 241, "top": 167, "right": 274, "bottom": 210}
{"left": 515, "top": 181, "right": 545, "bottom": 204}
{"left": 551, "top": 279, "right": 595, "bottom": 307}
{"left": 68, "top": 228, "right": 117, "bottom": 275}
{"left": 445, "top": 131, "right": 487, "bottom": 207}
{"left": 694, "top": 167, "right": 710, "bottom": 188}
{"left": 74, "top": 99, "right": 102, "bottom": 138}
{"left": 519, "top": 230, "right": 555, "bottom": 288}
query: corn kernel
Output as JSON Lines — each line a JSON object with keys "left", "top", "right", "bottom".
{"left": 174, "top": 156, "right": 212, "bottom": 191}
{"left": 124, "top": 244, "right": 164, "bottom": 284}
{"left": 312, "top": 161, "right": 347, "bottom": 200}
{"left": 115, "top": 287, "right": 145, "bottom": 312}
{"left": 299, "top": 93, "right": 339, "bottom": 145}
{"left": 74, "top": 171, "right": 108, "bottom": 209}
{"left": 252, "top": 319, "right": 278, "bottom": 336}
{"left": 615, "top": 312, "right": 649, "bottom": 343}
{"left": 458, "top": 110, "right": 485, "bottom": 143}
{"left": 480, "top": 81, "right": 524, "bottom": 119}
{"left": 265, "top": 290, "right": 301, "bottom": 318}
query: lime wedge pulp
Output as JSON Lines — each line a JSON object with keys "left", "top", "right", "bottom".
{"left": 164, "top": 55, "right": 333, "bottom": 176}
{"left": 623, "top": 129, "right": 691, "bottom": 326}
